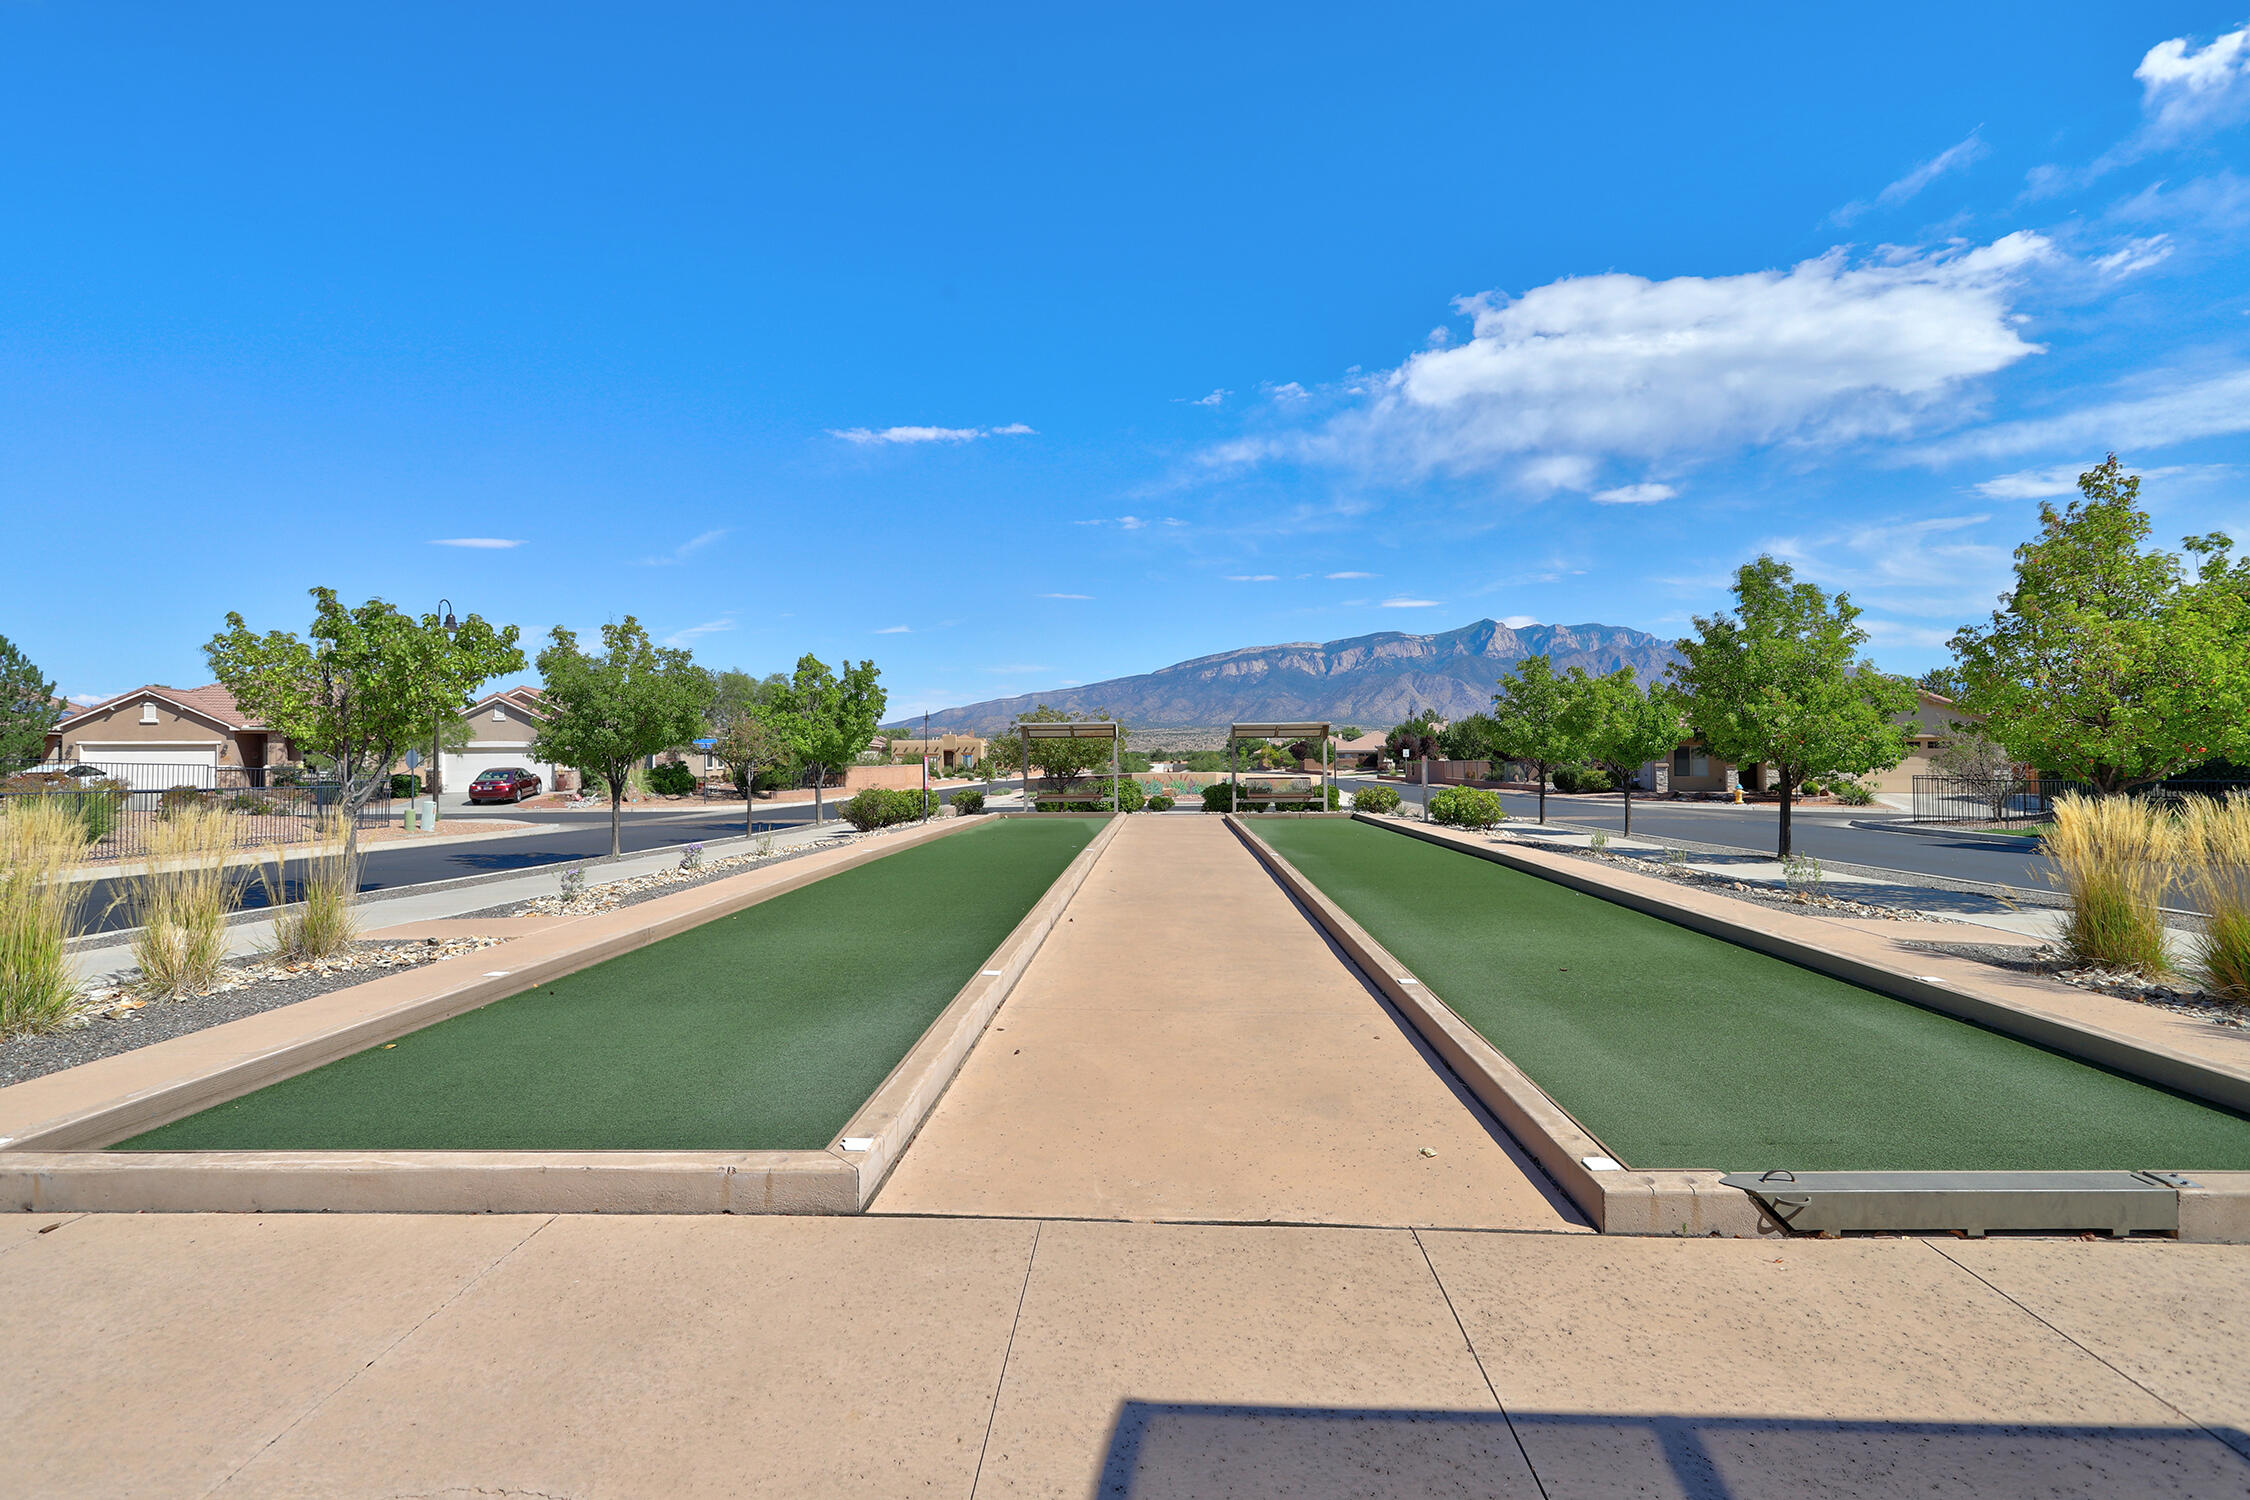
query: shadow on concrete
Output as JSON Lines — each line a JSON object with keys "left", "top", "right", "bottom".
{"left": 1094, "top": 1401, "right": 2250, "bottom": 1498}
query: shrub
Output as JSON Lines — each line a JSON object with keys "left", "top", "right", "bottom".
{"left": 1146, "top": 793, "right": 1175, "bottom": 811}
{"left": 1551, "top": 764, "right": 1613, "bottom": 794}
{"left": 1201, "top": 783, "right": 1239, "bottom": 812}
{"left": 1831, "top": 778, "right": 1875, "bottom": 806}
{"left": 1114, "top": 778, "right": 1146, "bottom": 813}
{"left": 226, "top": 792, "right": 278, "bottom": 815}
{"left": 1429, "top": 785, "right": 1506, "bottom": 829}
{"left": 389, "top": 773, "right": 424, "bottom": 799}
{"left": 159, "top": 784, "right": 212, "bottom": 818}
{"left": 133, "top": 803, "right": 242, "bottom": 999}
{"left": 2182, "top": 793, "right": 2250, "bottom": 1001}
{"left": 263, "top": 814, "right": 358, "bottom": 962}
{"left": 2046, "top": 792, "right": 2172, "bottom": 976}
{"left": 5, "top": 775, "right": 126, "bottom": 844}
{"left": 951, "top": 788, "right": 986, "bottom": 815}
{"left": 842, "top": 788, "right": 895, "bottom": 831}
{"left": 0, "top": 798, "right": 92, "bottom": 1034}
{"left": 1352, "top": 784, "right": 1402, "bottom": 815}
{"left": 648, "top": 762, "right": 698, "bottom": 797}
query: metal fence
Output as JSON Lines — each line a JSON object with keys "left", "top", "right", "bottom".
{"left": 1909, "top": 774, "right": 2250, "bottom": 825}
{"left": 2, "top": 761, "right": 390, "bottom": 861}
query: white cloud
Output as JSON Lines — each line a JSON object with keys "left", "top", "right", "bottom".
{"left": 1918, "top": 367, "right": 2250, "bottom": 463}
{"left": 1268, "top": 381, "right": 1309, "bottom": 401}
{"left": 1075, "top": 515, "right": 1147, "bottom": 530}
{"left": 1591, "top": 482, "right": 1677, "bottom": 505}
{"left": 2137, "top": 26, "right": 2250, "bottom": 143}
{"left": 1325, "top": 570, "right": 1378, "bottom": 579}
{"left": 874, "top": 625, "right": 912, "bottom": 634}
{"left": 663, "top": 617, "right": 736, "bottom": 648}
{"left": 1230, "top": 235, "right": 2049, "bottom": 483}
{"left": 1500, "top": 615, "right": 1539, "bottom": 628}
{"left": 1225, "top": 574, "right": 1279, "bottom": 582}
{"left": 829, "top": 423, "right": 1036, "bottom": 445}
{"left": 66, "top": 691, "right": 107, "bottom": 707}
{"left": 1381, "top": 597, "right": 1442, "bottom": 608}
{"left": 639, "top": 529, "right": 726, "bottom": 566}
{"left": 1185, "top": 389, "right": 1229, "bottom": 406}
{"left": 1974, "top": 461, "right": 2228, "bottom": 499}
{"left": 2113, "top": 171, "right": 2250, "bottom": 233}
{"left": 429, "top": 537, "right": 526, "bottom": 549}
{"left": 2091, "top": 235, "right": 2173, "bottom": 277}
{"left": 1833, "top": 130, "right": 1988, "bottom": 223}
{"left": 1037, "top": 592, "right": 1092, "bottom": 600}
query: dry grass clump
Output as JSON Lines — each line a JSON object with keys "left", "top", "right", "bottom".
{"left": 132, "top": 804, "right": 244, "bottom": 999}
{"left": 0, "top": 799, "right": 93, "bottom": 1034}
{"left": 2045, "top": 792, "right": 2175, "bottom": 976}
{"left": 2180, "top": 793, "right": 2250, "bottom": 1001}
{"left": 264, "top": 814, "right": 359, "bottom": 962}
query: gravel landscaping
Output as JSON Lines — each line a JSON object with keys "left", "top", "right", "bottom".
{"left": 456, "top": 825, "right": 878, "bottom": 920}
{"left": 1898, "top": 939, "right": 2250, "bottom": 1030}
{"left": 0, "top": 937, "right": 507, "bottom": 1087}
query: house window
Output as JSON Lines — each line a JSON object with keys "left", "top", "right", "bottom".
{"left": 492, "top": 708, "right": 507, "bottom": 721}
{"left": 1672, "top": 746, "right": 1691, "bottom": 776}
{"left": 140, "top": 701, "right": 158, "bottom": 725}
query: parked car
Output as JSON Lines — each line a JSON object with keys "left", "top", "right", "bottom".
{"left": 468, "top": 767, "right": 543, "bottom": 804}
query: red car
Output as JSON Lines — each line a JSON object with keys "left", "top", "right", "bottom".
{"left": 468, "top": 767, "right": 543, "bottom": 804}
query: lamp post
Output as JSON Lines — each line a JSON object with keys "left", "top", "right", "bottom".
{"left": 432, "top": 599, "right": 459, "bottom": 827}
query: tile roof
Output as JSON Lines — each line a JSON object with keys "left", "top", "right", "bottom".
{"left": 54, "top": 684, "right": 262, "bottom": 731}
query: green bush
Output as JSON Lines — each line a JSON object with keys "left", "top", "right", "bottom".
{"left": 843, "top": 787, "right": 940, "bottom": 830}
{"left": 1146, "top": 793, "right": 1175, "bottom": 811}
{"left": 1201, "top": 783, "right": 1239, "bottom": 812}
{"left": 1429, "top": 785, "right": 1506, "bottom": 829}
{"left": 158, "top": 785, "right": 211, "bottom": 818}
{"left": 951, "top": 788, "right": 985, "bottom": 815}
{"left": 227, "top": 792, "right": 278, "bottom": 815}
{"left": 1551, "top": 764, "right": 1613, "bottom": 794}
{"left": 1353, "top": 784, "right": 1402, "bottom": 815}
{"left": 648, "top": 762, "right": 698, "bottom": 796}
{"left": 1831, "top": 778, "right": 1875, "bottom": 806}
{"left": 389, "top": 773, "right": 424, "bottom": 799}
{"left": 1114, "top": 778, "right": 1147, "bottom": 812}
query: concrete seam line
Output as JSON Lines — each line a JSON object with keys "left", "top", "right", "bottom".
{"left": 970, "top": 1219, "right": 1043, "bottom": 1499}
{"left": 1919, "top": 1239, "right": 2237, "bottom": 1454}
{"left": 199, "top": 1213, "right": 557, "bottom": 1497}
{"left": 1411, "top": 1227, "right": 1554, "bottom": 1500}
{"left": 1372, "top": 816, "right": 2250, "bottom": 1113}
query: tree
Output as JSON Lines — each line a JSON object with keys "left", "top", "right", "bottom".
{"left": 708, "top": 669, "right": 790, "bottom": 827}
{"left": 1671, "top": 556, "right": 1915, "bottom": 858}
{"left": 206, "top": 589, "right": 524, "bottom": 868}
{"left": 0, "top": 636, "right": 59, "bottom": 775}
{"left": 1490, "top": 655, "right": 1581, "bottom": 824}
{"left": 1339, "top": 725, "right": 1364, "bottom": 742}
{"left": 1560, "top": 667, "right": 1687, "bottom": 838}
{"left": 769, "top": 655, "right": 886, "bottom": 826}
{"left": 1439, "top": 713, "right": 1502, "bottom": 762}
{"left": 1915, "top": 667, "right": 1963, "bottom": 700}
{"left": 1005, "top": 705, "right": 1124, "bottom": 795}
{"left": 532, "top": 618, "right": 715, "bottom": 855}
{"left": 1949, "top": 456, "right": 2250, "bottom": 795}
{"left": 1932, "top": 729, "right": 2023, "bottom": 823}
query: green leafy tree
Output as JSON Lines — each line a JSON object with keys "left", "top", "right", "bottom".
{"left": 1671, "top": 556, "right": 1915, "bottom": 858}
{"left": 1438, "top": 713, "right": 1502, "bottom": 762}
{"left": 1558, "top": 668, "right": 1686, "bottom": 838}
{"left": 1339, "top": 725, "right": 1364, "bottom": 742}
{"left": 1005, "top": 704, "right": 1125, "bottom": 797}
{"left": 708, "top": 669, "right": 790, "bottom": 827}
{"left": 0, "top": 636, "right": 60, "bottom": 775}
{"left": 769, "top": 655, "right": 887, "bottom": 826}
{"left": 1949, "top": 456, "right": 2250, "bottom": 794}
{"left": 1490, "top": 655, "right": 1582, "bottom": 823}
{"left": 206, "top": 589, "right": 524, "bottom": 867}
{"left": 532, "top": 619, "right": 716, "bottom": 855}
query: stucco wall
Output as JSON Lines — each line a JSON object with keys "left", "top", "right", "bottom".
{"left": 54, "top": 699, "right": 245, "bottom": 765}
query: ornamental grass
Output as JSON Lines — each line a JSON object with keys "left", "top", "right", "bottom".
{"left": 132, "top": 803, "right": 243, "bottom": 999}
{"left": 0, "top": 798, "right": 92, "bottom": 1034}
{"left": 2180, "top": 792, "right": 2250, "bottom": 1002}
{"left": 2045, "top": 792, "right": 2174, "bottom": 977}
{"left": 263, "top": 813, "right": 359, "bottom": 962}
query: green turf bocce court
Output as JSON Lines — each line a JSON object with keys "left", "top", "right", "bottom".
{"left": 116, "top": 818, "right": 1097, "bottom": 1153}
{"left": 1253, "top": 817, "right": 2250, "bottom": 1175}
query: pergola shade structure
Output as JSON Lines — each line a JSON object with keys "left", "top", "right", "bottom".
{"left": 1018, "top": 721, "right": 1123, "bottom": 811}
{"left": 1227, "top": 721, "right": 1333, "bottom": 813}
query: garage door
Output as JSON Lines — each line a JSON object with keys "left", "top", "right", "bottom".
{"left": 72, "top": 747, "right": 220, "bottom": 791}
{"left": 442, "top": 750, "right": 556, "bottom": 795}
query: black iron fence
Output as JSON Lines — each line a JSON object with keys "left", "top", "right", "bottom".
{"left": 1910, "top": 774, "right": 2250, "bottom": 825}
{"left": 2, "top": 761, "right": 390, "bottom": 861}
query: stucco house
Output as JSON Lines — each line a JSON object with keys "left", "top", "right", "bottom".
{"left": 1649, "top": 690, "right": 1980, "bottom": 796}
{"left": 43, "top": 685, "right": 291, "bottom": 788}
{"left": 439, "top": 686, "right": 563, "bottom": 793}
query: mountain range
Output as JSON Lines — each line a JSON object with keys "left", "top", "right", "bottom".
{"left": 898, "top": 619, "right": 1683, "bottom": 736}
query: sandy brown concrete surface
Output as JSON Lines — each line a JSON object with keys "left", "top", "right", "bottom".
{"left": 5, "top": 1213, "right": 2248, "bottom": 1497}
{"left": 870, "top": 815, "right": 1584, "bottom": 1228}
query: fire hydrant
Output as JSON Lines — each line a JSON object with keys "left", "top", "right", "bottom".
{"left": 1732, "top": 785, "right": 1745, "bottom": 805}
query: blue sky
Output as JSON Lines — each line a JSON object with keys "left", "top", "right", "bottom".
{"left": 5, "top": 5, "right": 2249, "bottom": 718}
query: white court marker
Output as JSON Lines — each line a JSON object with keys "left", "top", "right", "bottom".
{"left": 981, "top": 969, "right": 1004, "bottom": 976}
{"left": 483, "top": 971, "right": 511, "bottom": 978}
{"left": 1581, "top": 1155, "right": 1623, "bottom": 1172}
{"left": 839, "top": 1137, "right": 874, "bottom": 1152}
{"left": 1398, "top": 977, "right": 1419, "bottom": 985}
{"left": 1916, "top": 975, "right": 1946, "bottom": 983}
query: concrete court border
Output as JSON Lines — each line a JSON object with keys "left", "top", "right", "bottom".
{"left": 0, "top": 812, "right": 1123, "bottom": 1216}
{"left": 1228, "top": 813, "right": 2250, "bottom": 1241}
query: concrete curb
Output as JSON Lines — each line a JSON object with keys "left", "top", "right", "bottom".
{"left": 1225, "top": 815, "right": 1776, "bottom": 1239}
{"left": 0, "top": 813, "right": 1118, "bottom": 1215}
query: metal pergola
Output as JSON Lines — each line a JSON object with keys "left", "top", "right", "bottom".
{"left": 1227, "top": 721, "right": 1332, "bottom": 814}
{"left": 1018, "top": 720, "right": 1122, "bottom": 813}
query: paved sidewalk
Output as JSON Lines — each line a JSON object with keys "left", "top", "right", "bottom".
{"left": 4, "top": 1211, "right": 2246, "bottom": 1497}
{"left": 872, "top": 816, "right": 1582, "bottom": 1228}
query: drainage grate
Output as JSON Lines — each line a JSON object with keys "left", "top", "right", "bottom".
{"left": 1719, "top": 1169, "right": 2192, "bottom": 1237}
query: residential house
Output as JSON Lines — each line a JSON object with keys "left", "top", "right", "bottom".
{"left": 881, "top": 733, "right": 986, "bottom": 772}
{"left": 43, "top": 685, "right": 290, "bottom": 789}
{"left": 441, "top": 686, "right": 564, "bottom": 793}
{"left": 1649, "top": 690, "right": 1981, "bottom": 797}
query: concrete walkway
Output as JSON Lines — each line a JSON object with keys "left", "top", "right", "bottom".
{"left": 5, "top": 1211, "right": 2247, "bottom": 1497}
{"left": 873, "top": 816, "right": 1584, "bottom": 1229}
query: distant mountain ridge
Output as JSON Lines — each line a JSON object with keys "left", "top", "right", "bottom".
{"left": 899, "top": 619, "right": 1682, "bottom": 734}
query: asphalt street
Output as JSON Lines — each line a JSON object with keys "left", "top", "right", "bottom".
{"left": 1344, "top": 775, "right": 2052, "bottom": 891}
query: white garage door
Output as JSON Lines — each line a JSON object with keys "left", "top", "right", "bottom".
{"left": 72, "top": 746, "right": 220, "bottom": 791}
{"left": 442, "top": 750, "right": 555, "bottom": 795}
